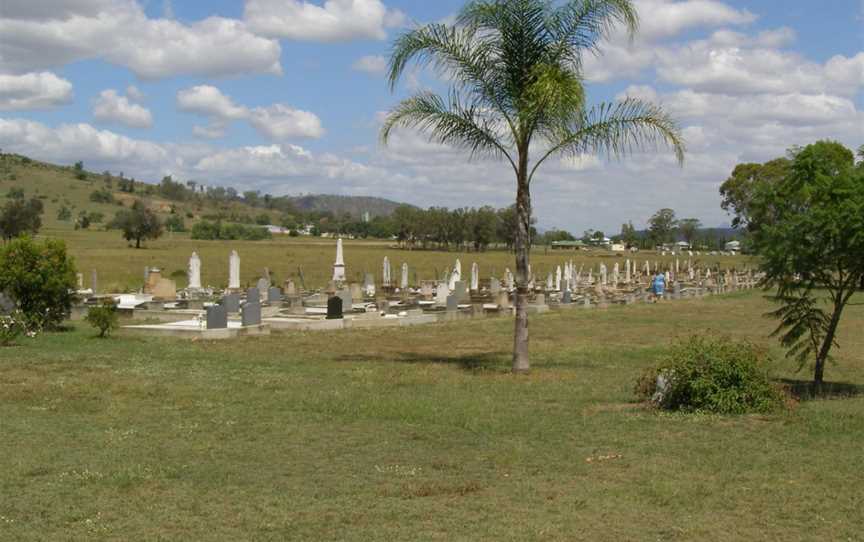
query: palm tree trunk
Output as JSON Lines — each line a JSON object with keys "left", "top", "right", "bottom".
{"left": 512, "top": 152, "right": 531, "bottom": 373}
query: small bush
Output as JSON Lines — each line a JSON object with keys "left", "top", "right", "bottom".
{"left": 85, "top": 301, "right": 118, "bottom": 338}
{"left": 636, "top": 335, "right": 785, "bottom": 414}
{"left": 0, "top": 237, "right": 77, "bottom": 330}
{"left": 0, "top": 310, "right": 33, "bottom": 346}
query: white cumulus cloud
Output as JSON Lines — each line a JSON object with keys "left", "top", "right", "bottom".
{"left": 244, "top": 0, "right": 405, "bottom": 42}
{"left": 0, "top": 0, "right": 282, "bottom": 79}
{"left": 352, "top": 55, "right": 388, "bottom": 75}
{"left": 0, "top": 72, "right": 73, "bottom": 110}
{"left": 177, "top": 85, "right": 324, "bottom": 140}
{"left": 92, "top": 89, "right": 153, "bottom": 128}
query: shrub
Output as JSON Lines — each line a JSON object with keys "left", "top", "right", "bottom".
{"left": 165, "top": 214, "right": 186, "bottom": 232}
{"left": 85, "top": 301, "right": 118, "bottom": 338}
{"left": 191, "top": 220, "right": 271, "bottom": 241}
{"left": 0, "top": 237, "right": 77, "bottom": 330}
{"left": 636, "top": 335, "right": 785, "bottom": 414}
{"left": 89, "top": 188, "right": 115, "bottom": 204}
{"left": 0, "top": 310, "right": 32, "bottom": 346}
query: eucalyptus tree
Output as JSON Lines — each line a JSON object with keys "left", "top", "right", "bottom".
{"left": 382, "top": 0, "right": 684, "bottom": 372}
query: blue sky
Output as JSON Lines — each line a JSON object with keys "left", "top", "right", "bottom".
{"left": 1, "top": 0, "right": 862, "bottom": 233}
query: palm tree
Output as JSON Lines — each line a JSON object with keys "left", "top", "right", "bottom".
{"left": 382, "top": 0, "right": 685, "bottom": 372}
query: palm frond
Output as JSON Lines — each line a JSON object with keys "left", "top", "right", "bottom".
{"left": 549, "top": 0, "right": 639, "bottom": 62}
{"left": 380, "top": 91, "right": 516, "bottom": 171}
{"left": 529, "top": 98, "right": 684, "bottom": 181}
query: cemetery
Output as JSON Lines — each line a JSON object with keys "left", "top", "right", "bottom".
{"left": 0, "top": 0, "right": 862, "bottom": 539}
{"left": 73, "top": 238, "right": 759, "bottom": 339}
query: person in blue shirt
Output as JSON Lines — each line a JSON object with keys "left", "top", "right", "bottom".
{"left": 652, "top": 272, "right": 666, "bottom": 299}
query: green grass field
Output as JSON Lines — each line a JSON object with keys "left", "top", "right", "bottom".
{"left": 53, "top": 228, "right": 750, "bottom": 293}
{"left": 1, "top": 291, "right": 862, "bottom": 540}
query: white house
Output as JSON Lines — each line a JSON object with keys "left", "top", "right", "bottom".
{"left": 725, "top": 240, "right": 742, "bottom": 253}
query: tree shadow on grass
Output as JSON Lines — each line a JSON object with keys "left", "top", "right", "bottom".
{"left": 779, "top": 379, "right": 864, "bottom": 401}
{"left": 337, "top": 351, "right": 511, "bottom": 373}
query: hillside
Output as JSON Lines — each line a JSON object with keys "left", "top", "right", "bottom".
{"left": 0, "top": 154, "right": 410, "bottom": 233}
{"left": 288, "top": 194, "right": 409, "bottom": 219}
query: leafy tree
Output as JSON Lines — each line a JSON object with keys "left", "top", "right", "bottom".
{"left": 56, "top": 205, "right": 72, "bottom": 221}
{"left": 255, "top": 213, "right": 271, "bottom": 226}
{"left": 0, "top": 237, "right": 77, "bottom": 330}
{"left": 677, "top": 218, "right": 701, "bottom": 247}
{"left": 619, "top": 221, "right": 638, "bottom": 247}
{"left": 0, "top": 198, "right": 43, "bottom": 240}
{"left": 383, "top": 0, "right": 683, "bottom": 371}
{"left": 89, "top": 188, "right": 115, "bottom": 204}
{"left": 75, "top": 211, "right": 91, "bottom": 230}
{"left": 111, "top": 200, "right": 163, "bottom": 248}
{"left": 720, "top": 158, "right": 790, "bottom": 231}
{"left": 165, "top": 214, "right": 186, "bottom": 232}
{"left": 648, "top": 208, "right": 677, "bottom": 247}
{"left": 751, "top": 141, "right": 864, "bottom": 390}
{"left": 73, "top": 161, "right": 86, "bottom": 180}
{"left": 85, "top": 300, "right": 119, "bottom": 338}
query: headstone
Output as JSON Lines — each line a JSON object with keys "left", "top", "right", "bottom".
{"left": 363, "top": 273, "right": 376, "bottom": 297}
{"left": 446, "top": 295, "right": 458, "bottom": 312}
{"left": 453, "top": 280, "right": 468, "bottom": 302}
{"left": 256, "top": 279, "right": 269, "bottom": 299}
{"left": 420, "top": 282, "right": 434, "bottom": 300}
{"left": 490, "top": 277, "right": 501, "bottom": 294}
{"left": 223, "top": 293, "right": 240, "bottom": 313}
{"left": 326, "top": 296, "right": 344, "bottom": 320}
{"left": 436, "top": 281, "right": 450, "bottom": 305}
{"left": 91, "top": 270, "right": 98, "bottom": 294}
{"left": 470, "top": 262, "right": 479, "bottom": 291}
{"left": 76, "top": 273, "right": 84, "bottom": 290}
{"left": 333, "top": 238, "right": 346, "bottom": 283}
{"left": 555, "top": 266, "right": 562, "bottom": 291}
{"left": 562, "top": 290, "right": 572, "bottom": 304}
{"left": 229, "top": 250, "right": 240, "bottom": 290}
{"left": 206, "top": 305, "right": 228, "bottom": 329}
{"left": 246, "top": 288, "right": 260, "bottom": 304}
{"left": 268, "top": 287, "right": 281, "bottom": 303}
{"left": 241, "top": 302, "right": 261, "bottom": 327}
{"left": 284, "top": 280, "right": 297, "bottom": 295}
{"left": 188, "top": 252, "right": 202, "bottom": 289}
{"left": 535, "top": 293, "right": 546, "bottom": 306}
{"left": 400, "top": 262, "right": 409, "bottom": 290}
{"left": 350, "top": 283, "right": 363, "bottom": 301}
{"left": 338, "top": 289, "right": 353, "bottom": 312}
{"left": 496, "top": 290, "right": 511, "bottom": 309}
{"left": 0, "top": 292, "right": 15, "bottom": 315}
{"left": 382, "top": 257, "right": 391, "bottom": 288}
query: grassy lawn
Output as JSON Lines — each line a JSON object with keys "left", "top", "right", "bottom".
{"left": 51, "top": 228, "right": 751, "bottom": 293}
{"left": 1, "top": 291, "right": 862, "bottom": 540}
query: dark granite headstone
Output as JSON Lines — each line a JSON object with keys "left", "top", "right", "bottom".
{"left": 206, "top": 305, "right": 228, "bottom": 329}
{"left": 562, "top": 290, "right": 572, "bottom": 304}
{"left": 246, "top": 287, "right": 260, "bottom": 303}
{"left": 268, "top": 287, "right": 282, "bottom": 303}
{"left": 223, "top": 294, "right": 240, "bottom": 313}
{"left": 446, "top": 294, "right": 458, "bottom": 312}
{"left": 0, "top": 292, "right": 15, "bottom": 315}
{"left": 326, "top": 296, "right": 343, "bottom": 320}
{"left": 242, "top": 302, "right": 262, "bottom": 327}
